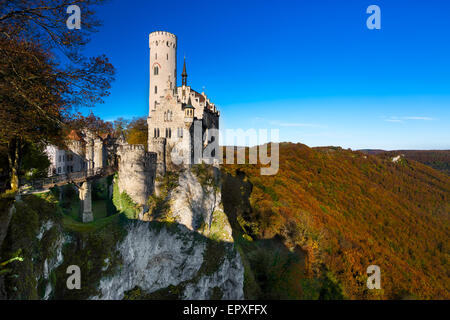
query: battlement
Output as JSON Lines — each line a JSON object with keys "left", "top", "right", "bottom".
{"left": 149, "top": 31, "right": 177, "bottom": 39}
{"left": 149, "top": 31, "right": 177, "bottom": 48}
{"left": 118, "top": 144, "right": 147, "bottom": 153}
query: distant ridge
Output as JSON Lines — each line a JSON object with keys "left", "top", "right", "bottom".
{"left": 359, "top": 149, "right": 450, "bottom": 175}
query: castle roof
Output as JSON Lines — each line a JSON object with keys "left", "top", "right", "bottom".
{"left": 99, "top": 132, "right": 110, "bottom": 140}
{"left": 190, "top": 89, "right": 205, "bottom": 103}
{"left": 67, "top": 129, "right": 82, "bottom": 141}
{"left": 185, "top": 97, "right": 194, "bottom": 108}
{"left": 182, "top": 57, "right": 187, "bottom": 77}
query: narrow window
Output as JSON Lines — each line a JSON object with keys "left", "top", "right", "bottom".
{"left": 167, "top": 53, "right": 169, "bottom": 60}
{"left": 155, "top": 53, "right": 157, "bottom": 59}
{"left": 169, "top": 128, "right": 171, "bottom": 138}
{"left": 155, "top": 86, "right": 157, "bottom": 94}
{"left": 154, "top": 66, "right": 158, "bottom": 75}
{"left": 154, "top": 101, "right": 157, "bottom": 109}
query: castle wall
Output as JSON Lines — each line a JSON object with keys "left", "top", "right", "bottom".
{"left": 117, "top": 144, "right": 156, "bottom": 206}
{"left": 94, "top": 138, "right": 104, "bottom": 169}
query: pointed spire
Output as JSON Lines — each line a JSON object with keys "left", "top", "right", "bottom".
{"left": 182, "top": 56, "right": 188, "bottom": 86}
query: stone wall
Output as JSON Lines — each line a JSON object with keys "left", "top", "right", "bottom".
{"left": 117, "top": 144, "right": 156, "bottom": 206}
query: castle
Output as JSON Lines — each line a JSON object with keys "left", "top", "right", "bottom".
{"left": 147, "top": 31, "right": 220, "bottom": 174}
{"left": 46, "top": 31, "right": 220, "bottom": 208}
{"left": 45, "top": 129, "right": 112, "bottom": 176}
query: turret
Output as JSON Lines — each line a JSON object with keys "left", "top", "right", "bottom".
{"left": 184, "top": 98, "right": 195, "bottom": 123}
{"left": 149, "top": 31, "right": 177, "bottom": 114}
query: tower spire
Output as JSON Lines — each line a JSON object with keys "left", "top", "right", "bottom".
{"left": 182, "top": 56, "right": 188, "bottom": 86}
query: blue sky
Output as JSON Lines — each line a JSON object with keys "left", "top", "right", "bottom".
{"left": 82, "top": 0, "right": 450, "bottom": 149}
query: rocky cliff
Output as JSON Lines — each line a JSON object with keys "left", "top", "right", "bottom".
{"left": 92, "top": 221, "right": 243, "bottom": 300}
{"left": 0, "top": 165, "right": 244, "bottom": 300}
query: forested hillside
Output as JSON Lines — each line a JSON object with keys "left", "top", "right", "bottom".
{"left": 221, "top": 143, "right": 449, "bottom": 299}
{"left": 360, "top": 150, "right": 450, "bottom": 175}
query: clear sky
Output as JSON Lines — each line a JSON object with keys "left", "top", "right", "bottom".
{"left": 82, "top": 0, "right": 450, "bottom": 150}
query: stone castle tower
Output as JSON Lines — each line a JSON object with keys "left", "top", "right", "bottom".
{"left": 147, "top": 31, "right": 220, "bottom": 175}
{"left": 148, "top": 31, "right": 177, "bottom": 113}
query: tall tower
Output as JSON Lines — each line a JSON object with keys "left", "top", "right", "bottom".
{"left": 148, "top": 31, "right": 177, "bottom": 114}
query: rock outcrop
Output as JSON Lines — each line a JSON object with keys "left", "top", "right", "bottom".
{"left": 93, "top": 166, "right": 244, "bottom": 300}
{"left": 1, "top": 166, "right": 244, "bottom": 300}
{"left": 92, "top": 221, "right": 243, "bottom": 300}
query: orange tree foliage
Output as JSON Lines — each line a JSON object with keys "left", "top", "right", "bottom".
{"left": 222, "top": 143, "right": 449, "bottom": 299}
{"left": 126, "top": 117, "right": 148, "bottom": 147}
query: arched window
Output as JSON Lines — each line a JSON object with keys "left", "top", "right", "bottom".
{"left": 168, "top": 128, "right": 172, "bottom": 138}
{"left": 154, "top": 66, "right": 159, "bottom": 75}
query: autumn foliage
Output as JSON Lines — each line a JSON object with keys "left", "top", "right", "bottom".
{"left": 222, "top": 143, "right": 449, "bottom": 299}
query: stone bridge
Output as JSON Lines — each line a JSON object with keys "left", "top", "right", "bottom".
{"left": 19, "top": 166, "right": 116, "bottom": 223}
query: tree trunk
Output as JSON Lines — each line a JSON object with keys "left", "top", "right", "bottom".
{"left": 7, "top": 138, "right": 20, "bottom": 191}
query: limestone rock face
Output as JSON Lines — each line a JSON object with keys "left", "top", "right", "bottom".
{"left": 169, "top": 168, "right": 233, "bottom": 241}
{"left": 182, "top": 250, "right": 244, "bottom": 300}
{"left": 92, "top": 220, "right": 244, "bottom": 300}
{"left": 171, "top": 170, "right": 215, "bottom": 228}
{"left": 93, "top": 167, "right": 243, "bottom": 300}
